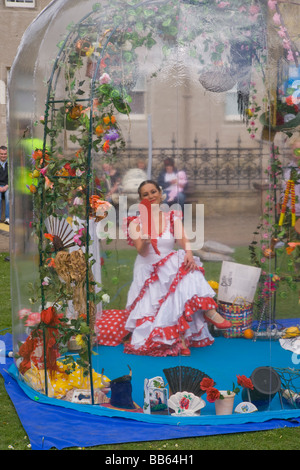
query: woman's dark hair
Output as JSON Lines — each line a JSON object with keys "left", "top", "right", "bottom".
{"left": 164, "top": 157, "right": 174, "bottom": 167}
{"left": 138, "top": 180, "right": 161, "bottom": 198}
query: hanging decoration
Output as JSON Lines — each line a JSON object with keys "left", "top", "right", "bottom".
{"left": 278, "top": 179, "right": 296, "bottom": 227}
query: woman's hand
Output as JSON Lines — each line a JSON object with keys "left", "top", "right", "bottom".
{"left": 184, "top": 251, "right": 196, "bottom": 272}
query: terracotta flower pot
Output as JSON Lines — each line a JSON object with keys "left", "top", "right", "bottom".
{"left": 214, "top": 391, "right": 236, "bottom": 415}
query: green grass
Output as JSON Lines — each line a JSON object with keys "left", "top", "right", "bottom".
{"left": 1, "top": 247, "right": 300, "bottom": 450}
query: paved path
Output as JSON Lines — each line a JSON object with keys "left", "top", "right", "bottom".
{"left": 0, "top": 215, "right": 261, "bottom": 254}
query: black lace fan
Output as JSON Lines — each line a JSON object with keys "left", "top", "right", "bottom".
{"left": 44, "top": 215, "right": 76, "bottom": 251}
{"left": 163, "top": 366, "right": 213, "bottom": 398}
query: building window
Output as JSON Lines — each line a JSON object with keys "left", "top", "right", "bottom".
{"left": 225, "top": 85, "right": 243, "bottom": 122}
{"left": 5, "top": 0, "right": 35, "bottom": 7}
{"left": 130, "top": 75, "right": 146, "bottom": 115}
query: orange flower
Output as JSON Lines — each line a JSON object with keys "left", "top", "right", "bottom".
{"left": 110, "top": 115, "right": 116, "bottom": 124}
{"left": 286, "top": 246, "right": 295, "bottom": 255}
{"left": 46, "top": 257, "right": 56, "bottom": 268}
{"left": 45, "top": 176, "right": 54, "bottom": 190}
{"left": 103, "top": 116, "right": 110, "bottom": 125}
{"left": 32, "top": 149, "right": 43, "bottom": 161}
{"left": 95, "top": 124, "right": 104, "bottom": 136}
{"left": 29, "top": 184, "right": 37, "bottom": 193}
{"left": 102, "top": 140, "right": 110, "bottom": 153}
{"left": 68, "top": 105, "right": 83, "bottom": 120}
{"left": 44, "top": 233, "right": 54, "bottom": 242}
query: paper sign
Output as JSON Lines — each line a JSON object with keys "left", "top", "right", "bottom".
{"left": 217, "top": 261, "right": 261, "bottom": 304}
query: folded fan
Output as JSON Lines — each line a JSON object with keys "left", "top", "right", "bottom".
{"left": 138, "top": 199, "right": 160, "bottom": 255}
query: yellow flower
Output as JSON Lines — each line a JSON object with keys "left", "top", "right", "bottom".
{"left": 85, "top": 46, "right": 95, "bottom": 57}
{"left": 75, "top": 335, "right": 85, "bottom": 347}
{"left": 208, "top": 280, "right": 219, "bottom": 291}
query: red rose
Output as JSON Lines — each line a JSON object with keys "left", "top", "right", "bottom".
{"left": 41, "top": 306, "right": 56, "bottom": 325}
{"left": 64, "top": 163, "right": 76, "bottom": 176}
{"left": 179, "top": 397, "right": 190, "bottom": 410}
{"left": 237, "top": 375, "right": 254, "bottom": 390}
{"left": 206, "top": 387, "right": 221, "bottom": 403}
{"left": 200, "top": 377, "right": 215, "bottom": 391}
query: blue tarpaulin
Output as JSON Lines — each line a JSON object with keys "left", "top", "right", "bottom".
{"left": 1, "top": 330, "right": 300, "bottom": 450}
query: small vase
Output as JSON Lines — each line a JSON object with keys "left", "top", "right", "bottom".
{"left": 214, "top": 391, "right": 236, "bottom": 415}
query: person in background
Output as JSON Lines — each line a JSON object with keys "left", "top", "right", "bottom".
{"left": 100, "top": 162, "right": 122, "bottom": 204}
{"left": 0, "top": 146, "right": 9, "bottom": 224}
{"left": 157, "top": 157, "right": 187, "bottom": 214}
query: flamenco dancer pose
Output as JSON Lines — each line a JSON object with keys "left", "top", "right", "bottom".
{"left": 122, "top": 180, "right": 231, "bottom": 357}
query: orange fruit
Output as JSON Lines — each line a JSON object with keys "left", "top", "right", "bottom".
{"left": 243, "top": 328, "right": 254, "bottom": 339}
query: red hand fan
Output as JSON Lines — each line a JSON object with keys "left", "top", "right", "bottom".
{"left": 139, "top": 199, "right": 160, "bottom": 255}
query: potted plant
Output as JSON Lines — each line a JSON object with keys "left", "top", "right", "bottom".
{"left": 200, "top": 375, "right": 254, "bottom": 416}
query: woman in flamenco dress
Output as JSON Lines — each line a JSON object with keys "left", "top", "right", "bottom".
{"left": 122, "top": 180, "right": 231, "bottom": 357}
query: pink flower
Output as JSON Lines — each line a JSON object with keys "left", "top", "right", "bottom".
{"left": 249, "top": 5, "right": 260, "bottom": 16}
{"left": 73, "top": 234, "right": 82, "bottom": 246}
{"left": 25, "top": 312, "right": 41, "bottom": 327}
{"left": 287, "top": 50, "right": 295, "bottom": 62}
{"left": 278, "top": 26, "right": 287, "bottom": 39}
{"left": 39, "top": 166, "right": 48, "bottom": 176}
{"left": 99, "top": 73, "right": 111, "bottom": 84}
{"left": 18, "top": 308, "right": 31, "bottom": 319}
{"left": 73, "top": 227, "right": 86, "bottom": 246}
{"left": 268, "top": 0, "right": 277, "bottom": 10}
{"left": 272, "top": 12, "right": 281, "bottom": 25}
{"left": 217, "top": 1, "right": 229, "bottom": 8}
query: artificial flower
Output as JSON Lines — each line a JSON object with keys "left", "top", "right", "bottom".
{"left": 42, "top": 277, "right": 51, "bottom": 286}
{"left": 73, "top": 227, "right": 86, "bottom": 246}
{"left": 25, "top": 312, "right": 41, "bottom": 327}
{"left": 41, "top": 306, "right": 56, "bottom": 325}
{"left": 268, "top": 0, "right": 277, "bottom": 10}
{"left": 18, "top": 308, "right": 32, "bottom": 319}
{"left": 95, "top": 124, "right": 104, "bottom": 136}
{"left": 46, "top": 257, "right": 56, "bottom": 268}
{"left": 44, "top": 233, "right": 54, "bottom": 242}
{"left": 103, "top": 116, "right": 110, "bottom": 125}
{"left": 236, "top": 375, "right": 254, "bottom": 390}
{"left": 102, "top": 293, "right": 110, "bottom": 303}
{"left": 99, "top": 73, "right": 111, "bottom": 84}
{"left": 45, "top": 176, "right": 54, "bottom": 190}
{"left": 29, "top": 184, "right": 37, "bottom": 193}
{"left": 272, "top": 12, "right": 281, "bottom": 25}
{"left": 102, "top": 140, "right": 110, "bottom": 153}
{"left": 103, "top": 129, "right": 119, "bottom": 141}
{"left": 208, "top": 280, "right": 219, "bottom": 291}
{"left": 75, "top": 334, "right": 85, "bottom": 347}
{"left": 206, "top": 387, "right": 221, "bottom": 403}
{"left": 64, "top": 162, "right": 76, "bottom": 176}
{"left": 200, "top": 377, "right": 215, "bottom": 391}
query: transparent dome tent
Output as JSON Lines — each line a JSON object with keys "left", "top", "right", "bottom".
{"left": 7, "top": 0, "right": 300, "bottom": 429}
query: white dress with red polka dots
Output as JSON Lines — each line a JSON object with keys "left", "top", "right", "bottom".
{"left": 95, "top": 212, "right": 216, "bottom": 356}
{"left": 125, "top": 211, "right": 216, "bottom": 356}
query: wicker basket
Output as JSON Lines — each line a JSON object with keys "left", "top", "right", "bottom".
{"left": 218, "top": 297, "right": 253, "bottom": 338}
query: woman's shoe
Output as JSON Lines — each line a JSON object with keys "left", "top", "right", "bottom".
{"left": 180, "top": 347, "right": 191, "bottom": 356}
{"left": 204, "top": 312, "right": 232, "bottom": 329}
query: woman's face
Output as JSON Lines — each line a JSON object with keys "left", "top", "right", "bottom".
{"left": 165, "top": 165, "right": 174, "bottom": 173}
{"left": 140, "top": 183, "right": 161, "bottom": 204}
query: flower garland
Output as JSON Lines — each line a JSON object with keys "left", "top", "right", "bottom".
{"left": 278, "top": 179, "right": 296, "bottom": 227}
{"left": 268, "top": 0, "right": 299, "bottom": 64}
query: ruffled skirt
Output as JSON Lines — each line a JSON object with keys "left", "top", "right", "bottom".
{"left": 123, "top": 249, "right": 216, "bottom": 356}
